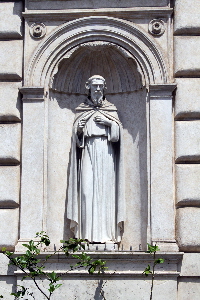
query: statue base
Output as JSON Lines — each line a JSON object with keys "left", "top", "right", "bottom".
{"left": 87, "top": 242, "right": 118, "bottom": 251}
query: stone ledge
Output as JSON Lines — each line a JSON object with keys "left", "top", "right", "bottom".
{"left": 22, "top": 7, "right": 173, "bottom": 21}
{"left": 12, "top": 252, "right": 183, "bottom": 277}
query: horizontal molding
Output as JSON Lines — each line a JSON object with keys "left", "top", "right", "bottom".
{"left": 175, "top": 156, "right": 200, "bottom": 164}
{"left": 0, "top": 73, "right": 22, "bottom": 81}
{"left": 176, "top": 199, "right": 200, "bottom": 208}
{"left": 0, "top": 159, "right": 20, "bottom": 166}
{"left": 15, "top": 270, "right": 180, "bottom": 277}
{"left": 22, "top": 7, "right": 173, "bottom": 21}
{"left": 0, "top": 33, "right": 23, "bottom": 40}
{"left": 174, "top": 29, "right": 200, "bottom": 36}
{"left": 175, "top": 113, "right": 200, "bottom": 121}
{"left": 175, "top": 70, "right": 200, "bottom": 77}
{"left": 0, "top": 200, "right": 19, "bottom": 209}
{"left": 13, "top": 252, "right": 183, "bottom": 276}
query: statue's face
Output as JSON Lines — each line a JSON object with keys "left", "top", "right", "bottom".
{"left": 90, "top": 78, "right": 104, "bottom": 106}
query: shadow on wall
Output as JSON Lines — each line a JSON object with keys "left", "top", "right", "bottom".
{"left": 47, "top": 43, "right": 148, "bottom": 251}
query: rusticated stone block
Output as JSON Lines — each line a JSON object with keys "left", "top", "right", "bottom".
{"left": 178, "top": 278, "right": 200, "bottom": 300}
{"left": 174, "top": 0, "right": 200, "bottom": 34}
{"left": 175, "top": 79, "right": 200, "bottom": 119}
{"left": 174, "top": 36, "right": 200, "bottom": 76}
{"left": 176, "top": 165, "right": 200, "bottom": 205}
{"left": 180, "top": 253, "right": 200, "bottom": 276}
{"left": 0, "top": 124, "right": 21, "bottom": 164}
{"left": 0, "top": 40, "right": 22, "bottom": 80}
{"left": 175, "top": 121, "right": 200, "bottom": 162}
{"left": 176, "top": 207, "right": 200, "bottom": 251}
{"left": 0, "top": 82, "right": 21, "bottom": 121}
{"left": 0, "top": 209, "right": 19, "bottom": 250}
{"left": 0, "top": 166, "right": 20, "bottom": 207}
{"left": 0, "top": 2, "right": 22, "bottom": 38}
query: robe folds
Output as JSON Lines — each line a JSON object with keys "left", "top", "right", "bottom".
{"left": 67, "top": 99, "right": 125, "bottom": 243}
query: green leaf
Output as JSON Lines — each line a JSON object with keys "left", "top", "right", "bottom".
{"left": 143, "top": 265, "right": 152, "bottom": 276}
{"left": 155, "top": 258, "right": 164, "bottom": 264}
{"left": 89, "top": 266, "right": 95, "bottom": 274}
{"left": 147, "top": 243, "right": 160, "bottom": 253}
{"left": 55, "top": 284, "right": 62, "bottom": 290}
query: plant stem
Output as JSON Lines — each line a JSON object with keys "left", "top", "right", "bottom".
{"left": 33, "top": 278, "right": 49, "bottom": 300}
{"left": 150, "top": 252, "right": 156, "bottom": 300}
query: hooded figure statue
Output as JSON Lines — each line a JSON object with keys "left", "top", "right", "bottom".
{"left": 67, "top": 75, "right": 125, "bottom": 243}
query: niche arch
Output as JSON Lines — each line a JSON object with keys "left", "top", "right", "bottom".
{"left": 25, "top": 16, "right": 169, "bottom": 88}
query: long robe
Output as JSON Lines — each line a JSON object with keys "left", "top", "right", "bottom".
{"left": 67, "top": 99, "right": 125, "bottom": 243}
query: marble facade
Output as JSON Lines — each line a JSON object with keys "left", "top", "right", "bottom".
{"left": 0, "top": 0, "right": 200, "bottom": 298}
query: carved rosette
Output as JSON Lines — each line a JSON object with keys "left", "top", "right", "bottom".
{"left": 30, "top": 23, "right": 46, "bottom": 39}
{"left": 149, "top": 19, "right": 165, "bottom": 36}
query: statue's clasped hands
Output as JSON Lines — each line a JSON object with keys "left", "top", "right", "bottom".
{"left": 77, "top": 115, "right": 111, "bottom": 132}
{"left": 94, "top": 115, "right": 111, "bottom": 127}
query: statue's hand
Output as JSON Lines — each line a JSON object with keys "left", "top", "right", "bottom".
{"left": 94, "top": 115, "right": 111, "bottom": 127}
{"left": 77, "top": 118, "right": 86, "bottom": 131}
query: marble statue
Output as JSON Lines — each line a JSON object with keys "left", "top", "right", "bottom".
{"left": 67, "top": 75, "right": 125, "bottom": 243}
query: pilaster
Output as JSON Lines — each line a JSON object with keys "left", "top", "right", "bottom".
{"left": 149, "top": 84, "right": 178, "bottom": 251}
{"left": 16, "top": 87, "right": 45, "bottom": 251}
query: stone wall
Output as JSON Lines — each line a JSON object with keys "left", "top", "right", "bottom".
{"left": 0, "top": 1, "right": 23, "bottom": 296}
{"left": 174, "top": 0, "right": 200, "bottom": 298}
{"left": 0, "top": 0, "right": 200, "bottom": 299}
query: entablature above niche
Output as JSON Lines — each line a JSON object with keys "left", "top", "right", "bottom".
{"left": 23, "top": 7, "right": 173, "bottom": 23}
{"left": 26, "top": 0, "right": 171, "bottom": 11}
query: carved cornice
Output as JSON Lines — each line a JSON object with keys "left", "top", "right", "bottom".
{"left": 19, "top": 87, "right": 45, "bottom": 102}
{"left": 149, "top": 84, "right": 177, "bottom": 99}
{"left": 13, "top": 252, "right": 183, "bottom": 277}
{"left": 23, "top": 7, "right": 173, "bottom": 21}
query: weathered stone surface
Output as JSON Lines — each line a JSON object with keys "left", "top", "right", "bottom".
{"left": 19, "top": 274, "right": 177, "bottom": 300}
{"left": 175, "top": 121, "right": 200, "bottom": 162}
{"left": 0, "top": 124, "right": 21, "bottom": 164}
{"left": 0, "top": 166, "right": 20, "bottom": 207}
{"left": 20, "top": 99, "right": 44, "bottom": 239}
{"left": 178, "top": 278, "right": 200, "bottom": 300}
{"left": 174, "top": 37, "right": 200, "bottom": 76}
{"left": 176, "top": 165, "right": 200, "bottom": 205}
{"left": 0, "top": 209, "right": 19, "bottom": 250}
{"left": 180, "top": 253, "right": 200, "bottom": 276}
{"left": 27, "top": 0, "right": 169, "bottom": 10}
{"left": 0, "top": 82, "right": 21, "bottom": 121}
{"left": 0, "top": 40, "right": 22, "bottom": 80}
{"left": 0, "top": 254, "right": 16, "bottom": 275}
{"left": 175, "top": 79, "right": 200, "bottom": 119}
{"left": 176, "top": 207, "right": 200, "bottom": 251}
{"left": 0, "top": 2, "right": 22, "bottom": 38}
{"left": 174, "top": 0, "right": 200, "bottom": 34}
{"left": 149, "top": 85, "right": 176, "bottom": 247}
{"left": 0, "top": 276, "right": 16, "bottom": 299}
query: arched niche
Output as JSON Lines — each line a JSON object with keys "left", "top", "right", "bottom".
{"left": 47, "top": 41, "right": 147, "bottom": 250}
{"left": 18, "top": 16, "right": 178, "bottom": 252}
